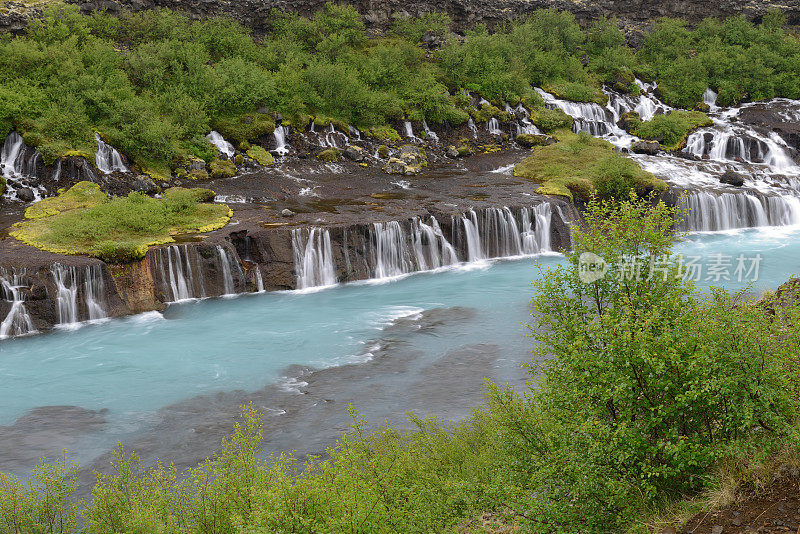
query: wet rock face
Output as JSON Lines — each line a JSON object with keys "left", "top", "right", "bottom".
{"left": 631, "top": 140, "right": 661, "bottom": 155}
{"left": 719, "top": 169, "right": 746, "bottom": 187}
{"left": 61, "top": 0, "right": 800, "bottom": 36}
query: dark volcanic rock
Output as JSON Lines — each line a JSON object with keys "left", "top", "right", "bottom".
{"left": 15, "top": 187, "right": 34, "bottom": 202}
{"left": 58, "top": 0, "right": 800, "bottom": 38}
{"left": 631, "top": 140, "right": 661, "bottom": 155}
{"left": 719, "top": 169, "right": 746, "bottom": 187}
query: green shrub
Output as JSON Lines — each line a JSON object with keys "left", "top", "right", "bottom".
{"left": 529, "top": 108, "right": 573, "bottom": 133}
{"left": 209, "top": 158, "right": 237, "bottom": 179}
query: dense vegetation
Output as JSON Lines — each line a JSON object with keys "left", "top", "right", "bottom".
{"left": 10, "top": 181, "right": 231, "bottom": 262}
{"left": 513, "top": 130, "right": 667, "bottom": 199}
{"left": 0, "top": 4, "right": 798, "bottom": 178}
{"left": 2, "top": 196, "right": 798, "bottom": 532}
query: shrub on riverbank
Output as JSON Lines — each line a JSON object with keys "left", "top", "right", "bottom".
{"left": 513, "top": 130, "right": 666, "bottom": 199}
{"left": 10, "top": 182, "right": 231, "bottom": 262}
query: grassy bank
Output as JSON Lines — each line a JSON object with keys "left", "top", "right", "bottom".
{"left": 0, "top": 4, "right": 798, "bottom": 177}
{"left": 10, "top": 182, "right": 231, "bottom": 262}
{"left": 2, "top": 197, "right": 798, "bottom": 532}
{"left": 512, "top": 130, "right": 667, "bottom": 199}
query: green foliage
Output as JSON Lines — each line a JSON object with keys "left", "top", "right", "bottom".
{"left": 11, "top": 182, "right": 231, "bottom": 262}
{"left": 513, "top": 130, "right": 665, "bottom": 199}
{"left": 633, "top": 110, "right": 713, "bottom": 150}
{"left": 317, "top": 147, "right": 339, "bottom": 162}
{"left": 485, "top": 196, "right": 800, "bottom": 531}
{"left": 543, "top": 80, "right": 608, "bottom": 104}
{"left": 209, "top": 159, "right": 237, "bottom": 179}
{"left": 637, "top": 15, "right": 800, "bottom": 107}
{"left": 393, "top": 12, "right": 452, "bottom": 43}
{"left": 529, "top": 107, "right": 573, "bottom": 133}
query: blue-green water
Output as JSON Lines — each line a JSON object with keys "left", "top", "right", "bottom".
{"left": 0, "top": 226, "right": 799, "bottom": 472}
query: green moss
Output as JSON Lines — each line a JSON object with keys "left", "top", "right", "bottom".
{"left": 211, "top": 113, "right": 275, "bottom": 144}
{"left": 543, "top": 81, "right": 608, "bottom": 105}
{"left": 0, "top": 176, "right": 5, "bottom": 196}
{"left": 367, "top": 126, "right": 401, "bottom": 142}
{"left": 11, "top": 182, "right": 230, "bottom": 262}
{"left": 246, "top": 146, "right": 274, "bottom": 166}
{"left": 529, "top": 108, "right": 573, "bottom": 133}
{"left": 234, "top": 154, "right": 244, "bottom": 166}
{"left": 513, "top": 130, "right": 666, "bottom": 201}
{"left": 317, "top": 147, "right": 340, "bottom": 162}
{"left": 209, "top": 159, "right": 237, "bottom": 179}
{"left": 377, "top": 145, "right": 390, "bottom": 158}
{"left": 632, "top": 110, "right": 712, "bottom": 151}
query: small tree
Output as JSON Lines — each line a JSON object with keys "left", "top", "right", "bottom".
{"left": 489, "top": 194, "right": 799, "bottom": 531}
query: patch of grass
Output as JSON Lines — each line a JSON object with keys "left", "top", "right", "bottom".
{"left": 513, "top": 130, "right": 666, "bottom": 200}
{"left": 11, "top": 182, "right": 231, "bottom": 263}
{"left": 208, "top": 159, "right": 237, "bottom": 179}
{"left": 211, "top": 113, "right": 275, "bottom": 145}
{"left": 367, "top": 126, "right": 401, "bottom": 142}
{"left": 529, "top": 107, "right": 573, "bottom": 133}
{"left": 632, "top": 110, "right": 713, "bottom": 151}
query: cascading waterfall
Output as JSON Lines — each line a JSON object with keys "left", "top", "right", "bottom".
{"left": 370, "top": 221, "right": 414, "bottom": 278}
{"left": 94, "top": 133, "right": 128, "bottom": 174}
{"left": 254, "top": 267, "right": 265, "bottom": 292}
{"left": 216, "top": 246, "right": 240, "bottom": 295}
{"left": 467, "top": 118, "right": 478, "bottom": 139}
{"left": 459, "top": 205, "right": 554, "bottom": 260}
{"left": 153, "top": 245, "right": 202, "bottom": 302}
{"left": 206, "top": 131, "right": 235, "bottom": 158}
{"left": 403, "top": 121, "right": 420, "bottom": 142}
{"left": 410, "top": 217, "right": 458, "bottom": 271}
{"left": 536, "top": 88, "right": 616, "bottom": 137}
{"left": 678, "top": 191, "right": 800, "bottom": 231}
{"left": 51, "top": 263, "right": 108, "bottom": 325}
{"left": 1, "top": 132, "right": 45, "bottom": 200}
{"left": 487, "top": 118, "right": 503, "bottom": 136}
{"left": 422, "top": 120, "right": 439, "bottom": 142}
{"left": 684, "top": 126, "right": 797, "bottom": 171}
{"left": 292, "top": 228, "right": 337, "bottom": 289}
{"left": 0, "top": 269, "right": 36, "bottom": 339}
{"left": 703, "top": 88, "right": 718, "bottom": 110}
{"left": 273, "top": 125, "right": 289, "bottom": 156}
{"left": 52, "top": 264, "right": 79, "bottom": 325}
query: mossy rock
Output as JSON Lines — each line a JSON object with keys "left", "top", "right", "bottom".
{"left": 515, "top": 134, "right": 551, "bottom": 148}
{"left": 368, "top": 126, "right": 401, "bottom": 142}
{"left": 631, "top": 110, "right": 713, "bottom": 151}
{"left": 0, "top": 176, "right": 5, "bottom": 196}
{"left": 209, "top": 159, "right": 237, "bottom": 179}
{"left": 317, "top": 147, "right": 340, "bottom": 162}
{"left": 456, "top": 144, "right": 473, "bottom": 157}
{"left": 246, "top": 146, "right": 275, "bottom": 166}
{"left": 234, "top": 154, "right": 244, "bottom": 166}
{"left": 377, "top": 145, "right": 390, "bottom": 158}
{"left": 211, "top": 113, "right": 275, "bottom": 144}
{"left": 617, "top": 111, "right": 642, "bottom": 133}
{"left": 23, "top": 181, "right": 107, "bottom": 219}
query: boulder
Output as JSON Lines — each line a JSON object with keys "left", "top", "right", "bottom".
{"left": 384, "top": 157, "right": 407, "bottom": 174}
{"left": 515, "top": 134, "right": 550, "bottom": 148}
{"left": 344, "top": 145, "right": 365, "bottom": 162}
{"left": 132, "top": 175, "right": 159, "bottom": 194}
{"left": 617, "top": 111, "right": 642, "bottom": 133}
{"left": 15, "top": 187, "right": 34, "bottom": 202}
{"left": 209, "top": 159, "right": 237, "bottom": 179}
{"left": 281, "top": 208, "right": 295, "bottom": 217}
{"left": 446, "top": 146, "right": 459, "bottom": 158}
{"left": 377, "top": 145, "right": 390, "bottom": 158}
{"left": 719, "top": 169, "right": 746, "bottom": 187}
{"left": 631, "top": 140, "right": 661, "bottom": 155}
{"left": 397, "top": 144, "right": 427, "bottom": 167}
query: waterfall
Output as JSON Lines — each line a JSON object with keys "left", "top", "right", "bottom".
{"left": 678, "top": 191, "right": 800, "bottom": 231}
{"left": 422, "top": 120, "right": 439, "bottom": 142}
{"left": 684, "top": 127, "right": 797, "bottom": 172}
{"left": 153, "top": 245, "right": 201, "bottom": 302}
{"left": 254, "top": 267, "right": 265, "bottom": 292}
{"left": 349, "top": 125, "right": 362, "bottom": 141}
{"left": 536, "top": 88, "right": 616, "bottom": 137}
{"left": 487, "top": 118, "right": 503, "bottom": 136}
{"left": 84, "top": 265, "right": 107, "bottom": 320}
{"left": 216, "top": 245, "right": 239, "bottom": 295}
{"left": 94, "top": 133, "right": 128, "bottom": 174}
{"left": 0, "top": 269, "right": 36, "bottom": 339}
{"left": 404, "top": 121, "right": 419, "bottom": 142}
{"left": 51, "top": 263, "right": 108, "bottom": 325}
{"left": 52, "top": 264, "right": 79, "bottom": 325}
{"left": 514, "top": 104, "right": 542, "bottom": 136}
{"left": 370, "top": 221, "right": 413, "bottom": 278}
{"left": 467, "top": 118, "right": 478, "bottom": 139}
{"left": 206, "top": 131, "right": 235, "bottom": 158}
{"left": 273, "top": 125, "right": 289, "bottom": 156}
{"left": 292, "top": 228, "right": 337, "bottom": 289}
{"left": 703, "top": 88, "right": 718, "bottom": 110}
{"left": 1, "top": 132, "right": 45, "bottom": 201}
{"left": 410, "top": 217, "right": 458, "bottom": 271}
{"left": 459, "top": 205, "right": 554, "bottom": 260}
